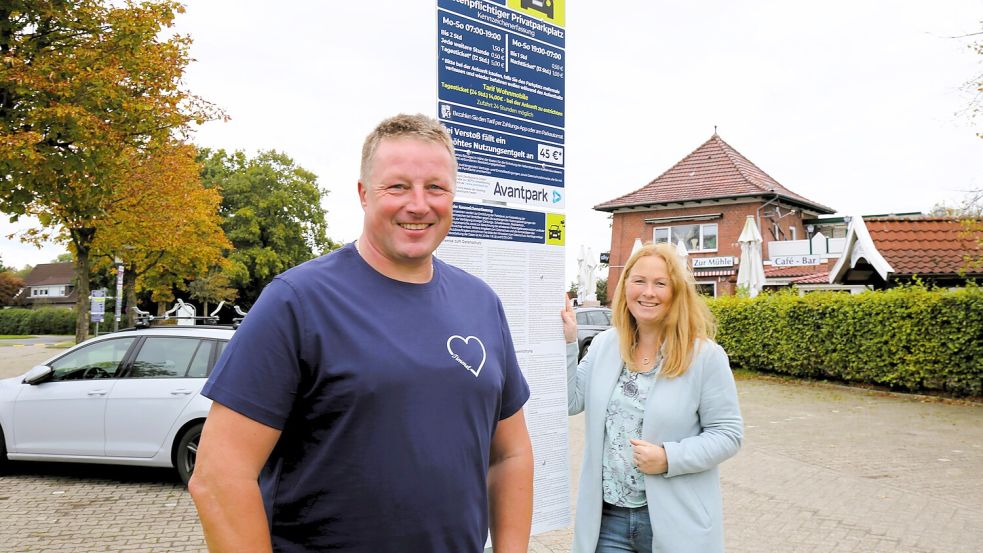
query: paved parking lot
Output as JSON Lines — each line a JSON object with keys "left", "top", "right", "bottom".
{"left": 3, "top": 342, "right": 982, "bottom": 552}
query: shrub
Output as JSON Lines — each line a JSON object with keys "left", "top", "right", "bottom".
{"left": 0, "top": 307, "right": 76, "bottom": 335}
{"left": 708, "top": 285, "right": 983, "bottom": 396}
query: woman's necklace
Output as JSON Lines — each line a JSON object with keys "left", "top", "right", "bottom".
{"left": 636, "top": 343, "right": 661, "bottom": 370}
{"left": 623, "top": 349, "right": 661, "bottom": 398}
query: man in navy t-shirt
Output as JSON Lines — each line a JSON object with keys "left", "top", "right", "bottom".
{"left": 189, "top": 114, "right": 533, "bottom": 552}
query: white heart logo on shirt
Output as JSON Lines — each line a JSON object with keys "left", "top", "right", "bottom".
{"left": 446, "top": 335, "right": 486, "bottom": 378}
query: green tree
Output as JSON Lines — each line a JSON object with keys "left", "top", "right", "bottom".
{"left": 199, "top": 149, "right": 336, "bottom": 305}
{"left": 929, "top": 188, "right": 983, "bottom": 274}
{"left": 596, "top": 278, "right": 608, "bottom": 305}
{"left": 188, "top": 271, "right": 238, "bottom": 316}
{"left": 0, "top": 0, "right": 221, "bottom": 343}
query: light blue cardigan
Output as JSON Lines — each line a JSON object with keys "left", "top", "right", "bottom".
{"left": 567, "top": 328, "right": 743, "bottom": 553}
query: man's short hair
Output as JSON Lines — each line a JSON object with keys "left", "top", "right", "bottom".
{"left": 360, "top": 113, "right": 457, "bottom": 182}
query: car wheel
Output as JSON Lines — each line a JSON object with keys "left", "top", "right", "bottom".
{"left": 175, "top": 422, "right": 203, "bottom": 486}
{"left": 579, "top": 339, "right": 592, "bottom": 361}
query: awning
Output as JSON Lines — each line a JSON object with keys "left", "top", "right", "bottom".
{"left": 693, "top": 269, "right": 735, "bottom": 277}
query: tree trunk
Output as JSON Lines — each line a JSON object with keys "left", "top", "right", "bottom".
{"left": 124, "top": 267, "right": 138, "bottom": 328}
{"left": 73, "top": 247, "right": 91, "bottom": 344}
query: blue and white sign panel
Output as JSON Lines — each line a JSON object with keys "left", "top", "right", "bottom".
{"left": 438, "top": 0, "right": 565, "bottom": 208}
{"left": 90, "top": 289, "right": 106, "bottom": 323}
{"left": 450, "top": 202, "right": 544, "bottom": 243}
{"left": 437, "top": 1, "right": 570, "bottom": 537}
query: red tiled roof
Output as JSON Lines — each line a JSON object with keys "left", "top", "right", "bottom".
{"left": 864, "top": 217, "right": 982, "bottom": 276}
{"left": 764, "top": 259, "right": 837, "bottom": 278}
{"left": 23, "top": 262, "right": 74, "bottom": 286}
{"left": 595, "top": 134, "right": 835, "bottom": 213}
{"left": 789, "top": 272, "right": 833, "bottom": 284}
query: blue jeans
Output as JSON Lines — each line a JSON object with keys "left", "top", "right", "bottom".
{"left": 595, "top": 502, "right": 653, "bottom": 553}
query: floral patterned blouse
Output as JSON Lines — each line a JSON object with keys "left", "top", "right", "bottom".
{"left": 601, "top": 360, "right": 661, "bottom": 507}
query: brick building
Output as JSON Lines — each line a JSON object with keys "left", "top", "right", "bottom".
{"left": 595, "top": 133, "right": 835, "bottom": 296}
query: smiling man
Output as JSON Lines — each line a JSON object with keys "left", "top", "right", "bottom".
{"left": 189, "top": 114, "right": 533, "bottom": 553}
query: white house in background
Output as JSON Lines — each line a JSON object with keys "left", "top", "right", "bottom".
{"left": 14, "top": 262, "right": 76, "bottom": 308}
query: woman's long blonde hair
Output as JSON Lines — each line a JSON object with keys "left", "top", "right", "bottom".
{"left": 610, "top": 243, "right": 716, "bottom": 378}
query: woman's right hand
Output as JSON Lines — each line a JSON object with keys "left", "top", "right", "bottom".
{"left": 561, "top": 296, "right": 578, "bottom": 344}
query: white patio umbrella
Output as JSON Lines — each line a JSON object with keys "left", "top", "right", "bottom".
{"left": 675, "top": 238, "right": 689, "bottom": 260}
{"left": 736, "top": 215, "right": 766, "bottom": 297}
{"left": 630, "top": 238, "right": 643, "bottom": 255}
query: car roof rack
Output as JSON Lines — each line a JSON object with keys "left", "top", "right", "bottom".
{"left": 131, "top": 300, "right": 249, "bottom": 329}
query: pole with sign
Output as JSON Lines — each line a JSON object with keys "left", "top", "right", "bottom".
{"left": 436, "top": 0, "right": 569, "bottom": 542}
{"left": 113, "top": 262, "right": 124, "bottom": 332}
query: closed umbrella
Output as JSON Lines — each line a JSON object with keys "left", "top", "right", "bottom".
{"left": 675, "top": 238, "right": 689, "bottom": 261}
{"left": 736, "top": 215, "right": 766, "bottom": 297}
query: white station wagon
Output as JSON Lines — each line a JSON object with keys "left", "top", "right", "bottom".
{"left": 0, "top": 325, "right": 234, "bottom": 484}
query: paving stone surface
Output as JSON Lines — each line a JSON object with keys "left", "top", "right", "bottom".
{"left": 2, "top": 345, "right": 981, "bottom": 552}
{"left": 719, "top": 378, "right": 983, "bottom": 553}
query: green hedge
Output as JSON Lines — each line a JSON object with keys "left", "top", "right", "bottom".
{"left": 0, "top": 307, "right": 77, "bottom": 335}
{"left": 708, "top": 285, "right": 983, "bottom": 396}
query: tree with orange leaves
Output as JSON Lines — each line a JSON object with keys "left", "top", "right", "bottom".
{"left": 0, "top": 1, "right": 222, "bottom": 342}
{"left": 90, "top": 141, "right": 230, "bottom": 327}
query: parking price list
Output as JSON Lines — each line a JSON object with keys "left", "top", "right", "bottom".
{"left": 437, "top": 0, "right": 565, "bottom": 209}
{"left": 438, "top": 201, "right": 569, "bottom": 535}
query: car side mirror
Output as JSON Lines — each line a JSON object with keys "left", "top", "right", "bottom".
{"left": 23, "top": 365, "right": 54, "bottom": 385}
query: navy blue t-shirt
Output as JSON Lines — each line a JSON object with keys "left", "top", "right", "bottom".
{"left": 202, "top": 243, "right": 530, "bottom": 552}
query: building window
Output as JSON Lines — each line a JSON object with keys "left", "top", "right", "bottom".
{"left": 653, "top": 224, "right": 718, "bottom": 252}
{"left": 32, "top": 288, "right": 49, "bottom": 296}
{"left": 695, "top": 282, "right": 716, "bottom": 297}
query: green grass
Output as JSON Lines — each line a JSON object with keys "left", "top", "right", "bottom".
{"left": 0, "top": 335, "right": 74, "bottom": 348}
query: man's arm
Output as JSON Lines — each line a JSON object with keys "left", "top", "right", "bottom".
{"left": 188, "top": 402, "right": 282, "bottom": 553}
{"left": 487, "top": 408, "right": 533, "bottom": 553}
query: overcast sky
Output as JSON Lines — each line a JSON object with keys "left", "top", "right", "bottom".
{"left": 3, "top": 0, "right": 981, "bottom": 285}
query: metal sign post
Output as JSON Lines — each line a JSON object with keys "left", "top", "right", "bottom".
{"left": 113, "top": 263, "right": 124, "bottom": 332}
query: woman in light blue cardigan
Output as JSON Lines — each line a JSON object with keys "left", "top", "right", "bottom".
{"left": 561, "top": 243, "right": 743, "bottom": 553}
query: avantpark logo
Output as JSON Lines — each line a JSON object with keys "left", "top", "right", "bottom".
{"left": 491, "top": 182, "right": 563, "bottom": 205}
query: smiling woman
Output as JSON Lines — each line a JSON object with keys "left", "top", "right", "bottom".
{"left": 561, "top": 243, "right": 743, "bottom": 553}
